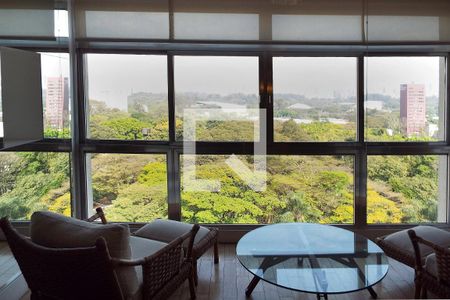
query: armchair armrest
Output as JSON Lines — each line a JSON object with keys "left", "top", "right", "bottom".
{"left": 111, "top": 224, "right": 200, "bottom": 299}
{"left": 85, "top": 207, "right": 108, "bottom": 224}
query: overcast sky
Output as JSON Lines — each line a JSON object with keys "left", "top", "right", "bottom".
{"left": 41, "top": 53, "right": 442, "bottom": 111}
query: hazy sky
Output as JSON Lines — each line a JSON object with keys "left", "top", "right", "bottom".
{"left": 41, "top": 53, "right": 442, "bottom": 111}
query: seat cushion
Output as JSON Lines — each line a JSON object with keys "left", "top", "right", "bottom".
{"left": 383, "top": 226, "right": 450, "bottom": 263}
{"left": 425, "top": 253, "right": 438, "bottom": 277}
{"left": 128, "top": 236, "right": 168, "bottom": 300}
{"left": 30, "top": 211, "right": 139, "bottom": 300}
{"left": 134, "top": 219, "right": 210, "bottom": 245}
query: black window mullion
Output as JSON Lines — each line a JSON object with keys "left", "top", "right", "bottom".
{"left": 354, "top": 151, "right": 367, "bottom": 228}
{"left": 68, "top": 0, "right": 88, "bottom": 219}
{"left": 355, "top": 55, "right": 367, "bottom": 228}
{"left": 357, "top": 56, "right": 365, "bottom": 143}
{"left": 446, "top": 55, "right": 450, "bottom": 144}
{"left": 262, "top": 52, "right": 274, "bottom": 145}
{"left": 167, "top": 148, "right": 181, "bottom": 220}
{"left": 168, "top": 54, "right": 176, "bottom": 143}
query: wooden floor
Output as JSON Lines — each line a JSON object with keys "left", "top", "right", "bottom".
{"left": 169, "top": 244, "right": 421, "bottom": 300}
{"left": 3, "top": 242, "right": 430, "bottom": 300}
{"left": 0, "top": 242, "right": 21, "bottom": 291}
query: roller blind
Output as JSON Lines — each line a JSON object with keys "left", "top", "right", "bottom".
{"left": 74, "top": 0, "right": 169, "bottom": 39}
{"left": 0, "top": 0, "right": 55, "bottom": 38}
{"left": 270, "top": 0, "right": 364, "bottom": 42}
{"left": 366, "top": 0, "right": 450, "bottom": 42}
{"left": 72, "top": 0, "right": 450, "bottom": 44}
{"left": 173, "top": 0, "right": 261, "bottom": 40}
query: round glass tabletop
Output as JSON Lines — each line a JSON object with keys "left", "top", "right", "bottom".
{"left": 236, "top": 223, "right": 389, "bottom": 297}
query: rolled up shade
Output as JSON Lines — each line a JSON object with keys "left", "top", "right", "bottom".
{"left": 0, "top": 0, "right": 55, "bottom": 38}
{"left": 72, "top": 0, "right": 450, "bottom": 44}
{"left": 74, "top": 0, "right": 169, "bottom": 39}
{"left": 366, "top": 0, "right": 450, "bottom": 42}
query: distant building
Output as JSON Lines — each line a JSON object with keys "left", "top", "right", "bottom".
{"left": 400, "top": 84, "right": 426, "bottom": 136}
{"left": 366, "top": 100, "right": 383, "bottom": 111}
{"left": 45, "top": 77, "right": 69, "bottom": 129}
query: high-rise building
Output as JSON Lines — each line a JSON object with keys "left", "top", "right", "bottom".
{"left": 400, "top": 83, "right": 426, "bottom": 136}
{"left": 45, "top": 77, "right": 69, "bottom": 129}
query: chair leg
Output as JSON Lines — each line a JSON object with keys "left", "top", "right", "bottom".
{"left": 415, "top": 282, "right": 422, "bottom": 299}
{"left": 30, "top": 291, "right": 39, "bottom": 300}
{"left": 214, "top": 240, "right": 219, "bottom": 264}
{"left": 421, "top": 287, "right": 427, "bottom": 299}
{"left": 193, "top": 259, "right": 199, "bottom": 286}
{"left": 189, "top": 272, "right": 197, "bottom": 300}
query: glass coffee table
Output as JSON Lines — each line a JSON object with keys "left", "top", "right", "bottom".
{"left": 236, "top": 223, "right": 389, "bottom": 299}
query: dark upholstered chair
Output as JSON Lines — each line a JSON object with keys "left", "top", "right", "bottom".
{"left": 408, "top": 229, "right": 450, "bottom": 299}
{"left": 0, "top": 213, "right": 199, "bottom": 300}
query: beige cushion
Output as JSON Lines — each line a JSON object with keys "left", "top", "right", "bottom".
{"left": 128, "top": 236, "right": 168, "bottom": 300}
{"left": 134, "top": 219, "right": 210, "bottom": 245}
{"left": 425, "top": 253, "right": 438, "bottom": 277}
{"left": 384, "top": 226, "right": 450, "bottom": 262}
{"left": 30, "top": 211, "right": 139, "bottom": 300}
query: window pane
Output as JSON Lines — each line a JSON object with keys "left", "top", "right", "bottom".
{"left": 273, "top": 57, "right": 357, "bottom": 142}
{"left": 86, "top": 54, "right": 168, "bottom": 141}
{"left": 41, "top": 52, "right": 70, "bottom": 138}
{"left": 181, "top": 155, "right": 354, "bottom": 224}
{"left": 0, "top": 152, "right": 71, "bottom": 220}
{"left": 367, "top": 155, "right": 447, "bottom": 223}
{"left": 87, "top": 153, "right": 168, "bottom": 222}
{"left": 365, "top": 57, "right": 444, "bottom": 141}
{"left": 175, "top": 56, "right": 259, "bottom": 141}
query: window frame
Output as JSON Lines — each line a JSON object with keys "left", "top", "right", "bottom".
{"left": 1, "top": 33, "right": 449, "bottom": 231}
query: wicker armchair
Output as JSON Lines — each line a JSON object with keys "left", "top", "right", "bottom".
{"left": 91, "top": 207, "right": 219, "bottom": 286}
{"left": 0, "top": 214, "right": 200, "bottom": 300}
{"left": 0, "top": 217, "right": 123, "bottom": 300}
{"left": 408, "top": 229, "right": 450, "bottom": 299}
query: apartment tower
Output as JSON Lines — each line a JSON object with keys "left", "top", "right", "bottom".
{"left": 45, "top": 77, "right": 69, "bottom": 129}
{"left": 400, "top": 83, "right": 426, "bottom": 136}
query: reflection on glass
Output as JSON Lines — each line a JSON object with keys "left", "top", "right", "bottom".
{"left": 367, "top": 155, "right": 447, "bottom": 223}
{"left": 273, "top": 57, "right": 357, "bottom": 142}
{"left": 86, "top": 54, "right": 168, "bottom": 140}
{"left": 365, "top": 57, "right": 444, "bottom": 141}
{"left": 87, "top": 153, "right": 167, "bottom": 222}
{"left": 181, "top": 155, "right": 354, "bottom": 224}
{"left": 174, "top": 56, "right": 259, "bottom": 141}
{"left": 0, "top": 152, "right": 71, "bottom": 220}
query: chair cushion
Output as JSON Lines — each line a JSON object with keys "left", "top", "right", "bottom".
{"left": 128, "top": 236, "right": 168, "bottom": 300}
{"left": 30, "top": 211, "right": 139, "bottom": 300}
{"left": 134, "top": 219, "right": 210, "bottom": 245}
{"left": 383, "top": 226, "right": 450, "bottom": 263}
{"left": 425, "top": 253, "right": 438, "bottom": 277}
